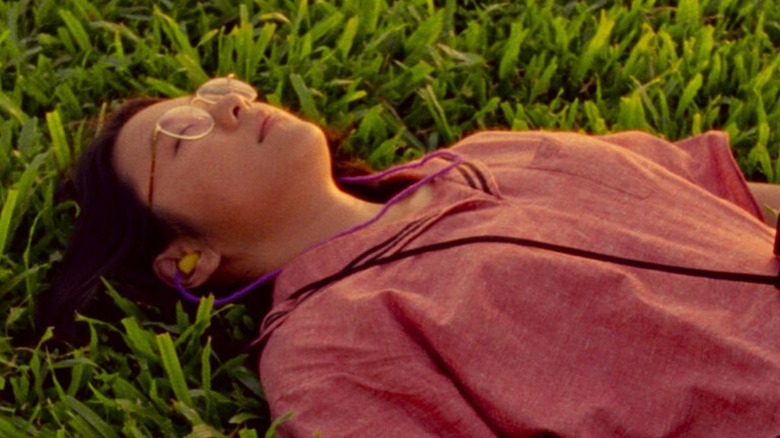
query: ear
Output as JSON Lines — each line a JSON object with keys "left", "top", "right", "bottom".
{"left": 153, "top": 238, "right": 221, "bottom": 289}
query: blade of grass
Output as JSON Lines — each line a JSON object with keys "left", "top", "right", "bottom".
{"left": 264, "top": 413, "right": 292, "bottom": 438}
{"left": 239, "top": 428, "right": 259, "bottom": 438}
{"left": 289, "top": 73, "right": 321, "bottom": 122}
{"left": 307, "top": 11, "right": 343, "bottom": 44}
{"left": 46, "top": 110, "right": 71, "bottom": 171}
{"left": 58, "top": 9, "right": 91, "bottom": 53}
{"left": 572, "top": 10, "right": 615, "bottom": 83}
{"left": 499, "top": 22, "right": 527, "bottom": 81}
{"left": 65, "top": 351, "right": 91, "bottom": 397}
{"left": 676, "top": 0, "right": 701, "bottom": 25}
{"left": 0, "top": 189, "right": 19, "bottom": 260}
{"left": 156, "top": 332, "right": 193, "bottom": 407}
{"left": 618, "top": 92, "right": 650, "bottom": 131}
{"left": 63, "top": 395, "right": 120, "bottom": 438}
{"left": 675, "top": 73, "right": 702, "bottom": 118}
{"left": 357, "top": 0, "right": 380, "bottom": 35}
{"left": 0, "top": 91, "right": 28, "bottom": 123}
{"left": 418, "top": 84, "right": 454, "bottom": 146}
{"left": 337, "top": 16, "right": 359, "bottom": 59}
{"left": 201, "top": 337, "right": 213, "bottom": 418}
{"left": 176, "top": 53, "right": 209, "bottom": 86}
{"left": 403, "top": 9, "right": 444, "bottom": 56}
{"left": 121, "top": 317, "right": 157, "bottom": 361}
{"left": 0, "top": 415, "right": 29, "bottom": 438}
{"left": 234, "top": 5, "right": 259, "bottom": 80}
{"left": 153, "top": 8, "right": 199, "bottom": 62}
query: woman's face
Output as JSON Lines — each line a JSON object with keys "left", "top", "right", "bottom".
{"left": 112, "top": 92, "right": 332, "bottom": 248}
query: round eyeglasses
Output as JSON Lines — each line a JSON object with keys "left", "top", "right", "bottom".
{"left": 147, "top": 76, "right": 258, "bottom": 205}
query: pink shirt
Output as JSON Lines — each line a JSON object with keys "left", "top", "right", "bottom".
{"left": 257, "top": 131, "right": 780, "bottom": 436}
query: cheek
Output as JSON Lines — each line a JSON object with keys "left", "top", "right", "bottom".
{"left": 158, "top": 155, "right": 244, "bottom": 218}
{"left": 170, "top": 122, "right": 331, "bottom": 220}
{"left": 195, "top": 149, "right": 281, "bottom": 210}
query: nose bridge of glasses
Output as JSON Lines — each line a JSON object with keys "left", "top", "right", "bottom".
{"left": 189, "top": 93, "right": 253, "bottom": 135}
{"left": 179, "top": 78, "right": 257, "bottom": 132}
{"left": 196, "top": 77, "right": 258, "bottom": 105}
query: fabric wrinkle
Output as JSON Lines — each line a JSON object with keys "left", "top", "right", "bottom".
{"left": 258, "top": 130, "right": 780, "bottom": 437}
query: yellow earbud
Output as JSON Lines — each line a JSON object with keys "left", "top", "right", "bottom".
{"left": 177, "top": 252, "right": 200, "bottom": 275}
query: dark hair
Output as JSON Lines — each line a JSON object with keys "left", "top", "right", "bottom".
{"left": 37, "top": 97, "right": 184, "bottom": 344}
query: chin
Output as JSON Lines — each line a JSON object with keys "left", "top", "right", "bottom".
{"left": 295, "top": 123, "right": 330, "bottom": 158}
{"left": 274, "top": 125, "right": 329, "bottom": 183}
{"left": 304, "top": 121, "right": 328, "bottom": 144}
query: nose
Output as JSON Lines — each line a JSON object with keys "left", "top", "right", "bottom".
{"left": 208, "top": 93, "right": 249, "bottom": 130}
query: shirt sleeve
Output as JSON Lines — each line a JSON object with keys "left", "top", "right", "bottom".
{"left": 597, "top": 130, "right": 762, "bottom": 219}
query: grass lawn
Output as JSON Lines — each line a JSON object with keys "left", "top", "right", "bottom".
{"left": 1, "top": 0, "right": 779, "bottom": 435}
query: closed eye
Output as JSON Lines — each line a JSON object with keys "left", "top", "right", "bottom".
{"left": 160, "top": 134, "right": 182, "bottom": 157}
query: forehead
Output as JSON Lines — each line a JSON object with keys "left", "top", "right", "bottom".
{"left": 112, "top": 96, "right": 191, "bottom": 195}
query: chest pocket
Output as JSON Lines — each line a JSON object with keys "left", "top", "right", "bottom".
{"left": 528, "top": 137, "right": 654, "bottom": 199}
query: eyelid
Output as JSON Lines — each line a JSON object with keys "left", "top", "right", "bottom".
{"left": 158, "top": 132, "right": 181, "bottom": 156}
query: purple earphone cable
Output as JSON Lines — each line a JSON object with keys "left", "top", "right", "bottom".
{"left": 174, "top": 150, "right": 463, "bottom": 306}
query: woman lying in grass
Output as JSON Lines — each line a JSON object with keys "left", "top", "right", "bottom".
{"left": 40, "top": 76, "right": 780, "bottom": 436}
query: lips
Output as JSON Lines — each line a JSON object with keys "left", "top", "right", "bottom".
{"left": 258, "top": 111, "right": 274, "bottom": 142}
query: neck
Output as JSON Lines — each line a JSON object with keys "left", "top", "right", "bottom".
{"left": 286, "top": 190, "right": 385, "bottom": 254}
{"left": 226, "top": 186, "right": 383, "bottom": 279}
{"left": 219, "top": 178, "right": 435, "bottom": 282}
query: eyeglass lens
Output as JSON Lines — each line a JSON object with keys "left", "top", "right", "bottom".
{"left": 197, "top": 77, "right": 258, "bottom": 104}
{"left": 157, "top": 106, "right": 214, "bottom": 140}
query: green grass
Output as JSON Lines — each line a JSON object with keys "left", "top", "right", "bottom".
{"left": 2, "top": 0, "right": 780, "bottom": 435}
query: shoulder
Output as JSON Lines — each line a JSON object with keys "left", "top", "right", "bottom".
{"left": 450, "top": 129, "right": 732, "bottom": 162}
{"left": 448, "top": 130, "right": 665, "bottom": 170}
{"left": 448, "top": 130, "right": 759, "bottom": 217}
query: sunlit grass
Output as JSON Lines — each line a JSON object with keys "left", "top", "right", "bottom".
{"left": 2, "top": 0, "right": 779, "bottom": 435}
